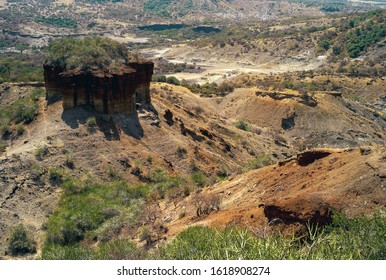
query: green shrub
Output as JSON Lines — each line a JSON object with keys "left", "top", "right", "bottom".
{"left": 152, "top": 75, "right": 167, "bottom": 83}
{"left": 319, "top": 39, "right": 330, "bottom": 51}
{"left": 0, "top": 88, "right": 40, "bottom": 138}
{"left": 48, "top": 167, "right": 67, "bottom": 185}
{"left": 36, "top": 16, "right": 77, "bottom": 29}
{"left": 191, "top": 172, "right": 207, "bottom": 188}
{"left": 43, "top": 180, "right": 146, "bottom": 249}
{"left": 35, "top": 146, "right": 48, "bottom": 160}
{"left": 93, "top": 217, "right": 123, "bottom": 243}
{"left": 94, "top": 239, "right": 146, "bottom": 260}
{"left": 42, "top": 239, "right": 144, "bottom": 260}
{"left": 65, "top": 155, "right": 75, "bottom": 169}
{"left": 86, "top": 116, "right": 97, "bottom": 127}
{"left": 108, "top": 166, "right": 121, "bottom": 179}
{"left": 235, "top": 120, "right": 249, "bottom": 131}
{"left": 14, "top": 102, "right": 38, "bottom": 124}
{"left": 41, "top": 244, "right": 93, "bottom": 260}
{"left": 143, "top": 0, "right": 172, "bottom": 17}
{"left": 243, "top": 155, "right": 273, "bottom": 171}
{"left": 7, "top": 225, "right": 36, "bottom": 256}
{"left": 154, "top": 176, "right": 183, "bottom": 199}
{"left": 16, "top": 125, "right": 25, "bottom": 136}
{"left": 29, "top": 163, "right": 45, "bottom": 182}
{"left": 166, "top": 76, "right": 180, "bottom": 86}
{"left": 332, "top": 45, "right": 342, "bottom": 55}
{"left": 0, "top": 53, "right": 44, "bottom": 83}
{"left": 181, "top": 81, "right": 234, "bottom": 97}
{"left": 61, "top": 178, "right": 85, "bottom": 195}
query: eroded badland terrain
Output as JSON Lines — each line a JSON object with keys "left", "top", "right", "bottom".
{"left": 0, "top": 0, "right": 385, "bottom": 259}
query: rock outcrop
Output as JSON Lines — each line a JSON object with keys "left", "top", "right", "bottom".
{"left": 43, "top": 61, "right": 154, "bottom": 114}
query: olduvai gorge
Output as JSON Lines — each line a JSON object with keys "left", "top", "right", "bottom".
{"left": 0, "top": 0, "right": 385, "bottom": 260}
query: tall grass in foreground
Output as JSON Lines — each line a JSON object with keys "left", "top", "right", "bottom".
{"left": 41, "top": 212, "right": 385, "bottom": 260}
{"left": 159, "top": 213, "right": 385, "bottom": 260}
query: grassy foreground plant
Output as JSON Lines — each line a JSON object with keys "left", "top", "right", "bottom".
{"left": 159, "top": 212, "right": 386, "bottom": 260}
{"left": 7, "top": 225, "right": 37, "bottom": 256}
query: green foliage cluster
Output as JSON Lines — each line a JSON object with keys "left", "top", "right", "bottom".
{"left": 165, "top": 76, "right": 180, "bottom": 86}
{"left": 194, "top": 22, "right": 325, "bottom": 50}
{"left": 7, "top": 225, "right": 37, "bottom": 256}
{"left": 153, "top": 75, "right": 180, "bottom": 85}
{"left": 330, "top": 10, "right": 386, "bottom": 58}
{"left": 42, "top": 170, "right": 184, "bottom": 257}
{"left": 46, "top": 37, "right": 129, "bottom": 70}
{"left": 320, "top": 6, "right": 341, "bottom": 13}
{"left": 143, "top": 168, "right": 186, "bottom": 200}
{"left": 152, "top": 75, "right": 181, "bottom": 85}
{"left": 138, "top": 23, "right": 221, "bottom": 41}
{"left": 160, "top": 213, "right": 386, "bottom": 260}
{"left": 0, "top": 88, "right": 43, "bottom": 139}
{"left": 35, "top": 146, "right": 49, "bottom": 161}
{"left": 319, "top": 39, "right": 330, "bottom": 51}
{"left": 152, "top": 75, "right": 167, "bottom": 83}
{"left": 0, "top": 53, "right": 44, "bottom": 83}
{"left": 36, "top": 16, "right": 77, "bottom": 29}
{"left": 155, "top": 59, "right": 196, "bottom": 74}
{"left": 49, "top": 167, "right": 68, "bottom": 185}
{"left": 42, "top": 239, "right": 144, "bottom": 260}
{"left": 235, "top": 120, "right": 249, "bottom": 131}
{"left": 346, "top": 23, "right": 386, "bottom": 58}
{"left": 243, "top": 155, "right": 273, "bottom": 171}
{"left": 143, "top": 0, "right": 198, "bottom": 18}
{"left": 182, "top": 81, "right": 234, "bottom": 97}
{"left": 44, "top": 179, "right": 146, "bottom": 247}
{"left": 86, "top": 116, "right": 97, "bottom": 127}
{"left": 143, "top": 0, "right": 173, "bottom": 17}
{"left": 190, "top": 172, "right": 207, "bottom": 188}
{"left": 284, "top": 81, "right": 317, "bottom": 91}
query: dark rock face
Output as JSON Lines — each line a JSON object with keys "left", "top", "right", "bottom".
{"left": 297, "top": 150, "right": 331, "bottom": 166}
{"left": 43, "top": 62, "right": 154, "bottom": 114}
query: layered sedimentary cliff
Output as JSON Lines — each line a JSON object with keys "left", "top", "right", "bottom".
{"left": 43, "top": 61, "right": 154, "bottom": 114}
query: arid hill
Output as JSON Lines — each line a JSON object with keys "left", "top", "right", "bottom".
{"left": 161, "top": 146, "right": 386, "bottom": 239}
{"left": 0, "top": 78, "right": 385, "bottom": 257}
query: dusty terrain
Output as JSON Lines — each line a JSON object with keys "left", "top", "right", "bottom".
{"left": 143, "top": 42, "right": 327, "bottom": 84}
{"left": 0, "top": 78, "right": 385, "bottom": 256}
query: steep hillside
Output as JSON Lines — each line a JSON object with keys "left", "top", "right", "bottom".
{"left": 161, "top": 146, "right": 386, "bottom": 238}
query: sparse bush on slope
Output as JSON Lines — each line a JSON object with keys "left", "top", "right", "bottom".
{"left": 7, "top": 225, "right": 36, "bottom": 256}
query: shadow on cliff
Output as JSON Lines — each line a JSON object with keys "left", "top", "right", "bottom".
{"left": 61, "top": 107, "right": 144, "bottom": 140}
